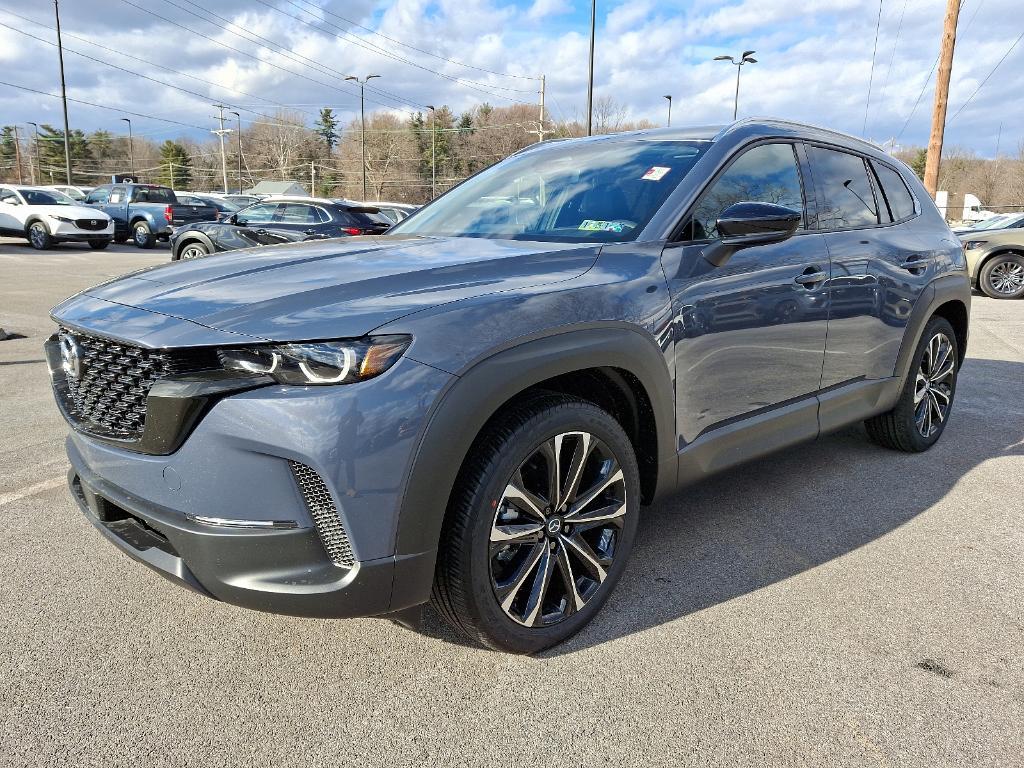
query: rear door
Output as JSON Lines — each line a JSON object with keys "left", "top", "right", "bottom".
{"left": 808, "top": 145, "right": 931, "bottom": 387}
{"left": 664, "top": 141, "right": 830, "bottom": 444}
{"left": 272, "top": 202, "right": 330, "bottom": 238}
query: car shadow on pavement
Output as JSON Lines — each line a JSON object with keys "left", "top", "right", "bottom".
{"left": 416, "top": 358, "right": 1024, "bottom": 655}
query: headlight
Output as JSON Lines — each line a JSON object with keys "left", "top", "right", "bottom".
{"left": 48, "top": 214, "right": 74, "bottom": 223}
{"left": 219, "top": 336, "right": 411, "bottom": 385}
{"left": 963, "top": 240, "right": 987, "bottom": 251}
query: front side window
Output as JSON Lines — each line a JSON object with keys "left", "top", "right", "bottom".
{"left": 109, "top": 187, "right": 125, "bottom": 204}
{"left": 687, "top": 143, "right": 805, "bottom": 240}
{"left": 86, "top": 187, "right": 110, "bottom": 205}
{"left": 236, "top": 203, "right": 280, "bottom": 224}
{"left": 872, "top": 161, "right": 916, "bottom": 222}
{"left": 392, "top": 139, "right": 709, "bottom": 242}
{"left": 809, "top": 146, "right": 879, "bottom": 230}
{"left": 0, "top": 188, "right": 19, "bottom": 204}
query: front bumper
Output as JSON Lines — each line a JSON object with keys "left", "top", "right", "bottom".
{"left": 60, "top": 355, "right": 453, "bottom": 618}
{"left": 50, "top": 221, "right": 114, "bottom": 240}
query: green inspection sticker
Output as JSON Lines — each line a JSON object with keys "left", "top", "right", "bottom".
{"left": 579, "top": 219, "right": 624, "bottom": 232}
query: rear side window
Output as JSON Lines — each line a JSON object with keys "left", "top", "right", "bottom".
{"left": 277, "top": 203, "right": 319, "bottom": 224}
{"left": 808, "top": 146, "right": 879, "bottom": 230}
{"left": 872, "top": 161, "right": 916, "bottom": 222}
{"left": 687, "top": 143, "right": 805, "bottom": 240}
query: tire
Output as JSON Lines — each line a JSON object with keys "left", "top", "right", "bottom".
{"left": 177, "top": 241, "right": 208, "bottom": 260}
{"left": 865, "top": 316, "right": 959, "bottom": 452}
{"left": 432, "top": 394, "right": 640, "bottom": 653}
{"left": 132, "top": 221, "right": 156, "bottom": 249}
{"left": 27, "top": 221, "right": 53, "bottom": 250}
{"left": 978, "top": 252, "right": 1024, "bottom": 299}
{"left": 87, "top": 239, "right": 111, "bottom": 250}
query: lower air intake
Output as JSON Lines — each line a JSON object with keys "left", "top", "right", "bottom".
{"left": 289, "top": 461, "right": 355, "bottom": 567}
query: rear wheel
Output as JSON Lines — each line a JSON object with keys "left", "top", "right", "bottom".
{"left": 432, "top": 395, "right": 640, "bottom": 653}
{"left": 87, "top": 239, "right": 110, "bottom": 250}
{"left": 865, "top": 316, "right": 959, "bottom": 452}
{"left": 27, "top": 221, "right": 53, "bottom": 250}
{"left": 979, "top": 253, "right": 1024, "bottom": 299}
{"left": 132, "top": 221, "right": 156, "bottom": 249}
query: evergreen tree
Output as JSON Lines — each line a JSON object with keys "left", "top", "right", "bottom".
{"left": 36, "top": 125, "right": 93, "bottom": 184}
{"left": 314, "top": 108, "right": 339, "bottom": 153}
{"left": 0, "top": 127, "right": 18, "bottom": 182}
{"left": 157, "top": 140, "right": 193, "bottom": 188}
{"left": 910, "top": 148, "right": 927, "bottom": 180}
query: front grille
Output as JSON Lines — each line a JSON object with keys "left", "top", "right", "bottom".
{"left": 57, "top": 328, "right": 216, "bottom": 441}
{"left": 75, "top": 218, "right": 107, "bottom": 231}
{"left": 289, "top": 461, "right": 355, "bottom": 567}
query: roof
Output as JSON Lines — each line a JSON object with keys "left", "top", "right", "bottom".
{"left": 244, "top": 180, "right": 308, "bottom": 195}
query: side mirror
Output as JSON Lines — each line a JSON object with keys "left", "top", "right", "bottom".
{"left": 703, "top": 202, "right": 802, "bottom": 267}
{"left": 228, "top": 214, "right": 240, "bottom": 225}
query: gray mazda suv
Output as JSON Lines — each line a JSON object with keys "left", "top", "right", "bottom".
{"left": 47, "top": 119, "right": 970, "bottom": 653}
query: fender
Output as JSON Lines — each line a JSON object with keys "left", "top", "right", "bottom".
{"left": 23, "top": 214, "right": 48, "bottom": 234}
{"left": 173, "top": 230, "right": 216, "bottom": 259}
{"left": 393, "top": 324, "right": 677, "bottom": 562}
{"left": 891, "top": 273, "right": 971, "bottom": 389}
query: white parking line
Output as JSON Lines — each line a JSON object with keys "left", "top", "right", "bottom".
{"left": 0, "top": 477, "right": 66, "bottom": 507}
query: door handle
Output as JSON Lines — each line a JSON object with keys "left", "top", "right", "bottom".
{"left": 899, "top": 254, "right": 931, "bottom": 274}
{"left": 304, "top": 228, "right": 317, "bottom": 235}
{"left": 794, "top": 267, "right": 828, "bottom": 287}
{"left": 254, "top": 228, "right": 268, "bottom": 235}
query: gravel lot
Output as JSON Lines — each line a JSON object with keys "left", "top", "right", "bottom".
{"left": 1, "top": 237, "right": 1021, "bottom": 767}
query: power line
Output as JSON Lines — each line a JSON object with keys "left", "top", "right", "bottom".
{"left": 863, "top": 0, "right": 884, "bottom": 135}
{"left": 949, "top": 29, "right": 1024, "bottom": 123}
{"left": 0, "top": 79, "right": 210, "bottom": 130}
{"left": 288, "top": 0, "right": 538, "bottom": 81}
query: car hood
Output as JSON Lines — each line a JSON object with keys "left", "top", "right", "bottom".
{"left": 34, "top": 204, "right": 110, "bottom": 220}
{"left": 57, "top": 235, "right": 600, "bottom": 342}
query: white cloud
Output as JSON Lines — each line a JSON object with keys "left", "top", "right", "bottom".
{"left": 525, "top": 0, "right": 573, "bottom": 22}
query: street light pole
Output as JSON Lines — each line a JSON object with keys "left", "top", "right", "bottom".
{"left": 54, "top": 0, "right": 72, "bottom": 184}
{"left": 119, "top": 118, "right": 135, "bottom": 177}
{"left": 230, "top": 111, "right": 242, "bottom": 193}
{"left": 345, "top": 74, "right": 380, "bottom": 200}
{"left": 663, "top": 95, "right": 672, "bottom": 127}
{"left": 426, "top": 105, "right": 436, "bottom": 200}
{"left": 586, "top": 0, "right": 596, "bottom": 136}
{"left": 714, "top": 50, "right": 757, "bottom": 120}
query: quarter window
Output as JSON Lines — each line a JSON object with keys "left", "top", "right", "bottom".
{"left": 872, "top": 161, "right": 916, "bottom": 222}
{"left": 808, "top": 146, "right": 879, "bottom": 229}
{"left": 688, "top": 143, "right": 805, "bottom": 240}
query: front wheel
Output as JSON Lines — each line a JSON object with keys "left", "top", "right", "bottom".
{"left": 432, "top": 395, "right": 640, "bottom": 653}
{"left": 132, "top": 221, "right": 156, "bottom": 249}
{"left": 27, "top": 221, "right": 53, "bottom": 250}
{"left": 865, "top": 316, "right": 959, "bottom": 452}
{"left": 176, "top": 241, "right": 208, "bottom": 260}
{"left": 979, "top": 253, "right": 1024, "bottom": 299}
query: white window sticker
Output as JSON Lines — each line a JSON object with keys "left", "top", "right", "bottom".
{"left": 641, "top": 166, "right": 671, "bottom": 181}
{"left": 579, "top": 219, "right": 625, "bottom": 232}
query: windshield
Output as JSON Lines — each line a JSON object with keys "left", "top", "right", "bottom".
{"left": 19, "top": 189, "right": 73, "bottom": 205}
{"left": 392, "top": 139, "right": 709, "bottom": 242}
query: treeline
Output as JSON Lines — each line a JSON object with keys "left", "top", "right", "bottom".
{"left": 0, "top": 98, "right": 654, "bottom": 202}
{"left": 5, "top": 101, "right": 1020, "bottom": 212}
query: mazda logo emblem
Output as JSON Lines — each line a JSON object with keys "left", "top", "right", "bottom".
{"left": 90, "top": 220, "right": 97, "bottom": 226}
{"left": 59, "top": 333, "right": 84, "bottom": 380}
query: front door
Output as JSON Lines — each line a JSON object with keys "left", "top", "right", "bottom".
{"left": 663, "top": 142, "right": 830, "bottom": 445}
{"left": 223, "top": 202, "right": 291, "bottom": 248}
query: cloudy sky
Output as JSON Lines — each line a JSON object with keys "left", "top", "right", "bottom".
{"left": 0, "top": 0, "right": 1020, "bottom": 155}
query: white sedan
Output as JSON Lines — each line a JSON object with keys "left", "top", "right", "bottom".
{"left": 0, "top": 185, "right": 114, "bottom": 250}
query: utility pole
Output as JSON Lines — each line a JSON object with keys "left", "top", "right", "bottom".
{"left": 586, "top": 0, "right": 596, "bottom": 136}
{"left": 345, "top": 75, "right": 380, "bottom": 200}
{"left": 538, "top": 74, "right": 546, "bottom": 142}
{"left": 663, "top": 95, "right": 672, "bottom": 127}
{"left": 231, "top": 111, "right": 242, "bottom": 192}
{"left": 426, "top": 105, "right": 437, "bottom": 199}
{"left": 119, "top": 118, "right": 135, "bottom": 177}
{"left": 923, "top": 0, "right": 961, "bottom": 197}
{"left": 310, "top": 161, "right": 316, "bottom": 194}
{"left": 212, "top": 104, "right": 231, "bottom": 193}
{"left": 12, "top": 126, "right": 24, "bottom": 184}
{"left": 27, "top": 123, "right": 40, "bottom": 185}
{"left": 54, "top": 0, "right": 72, "bottom": 184}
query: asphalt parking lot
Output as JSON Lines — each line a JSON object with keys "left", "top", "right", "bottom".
{"left": 0, "top": 237, "right": 1021, "bottom": 766}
